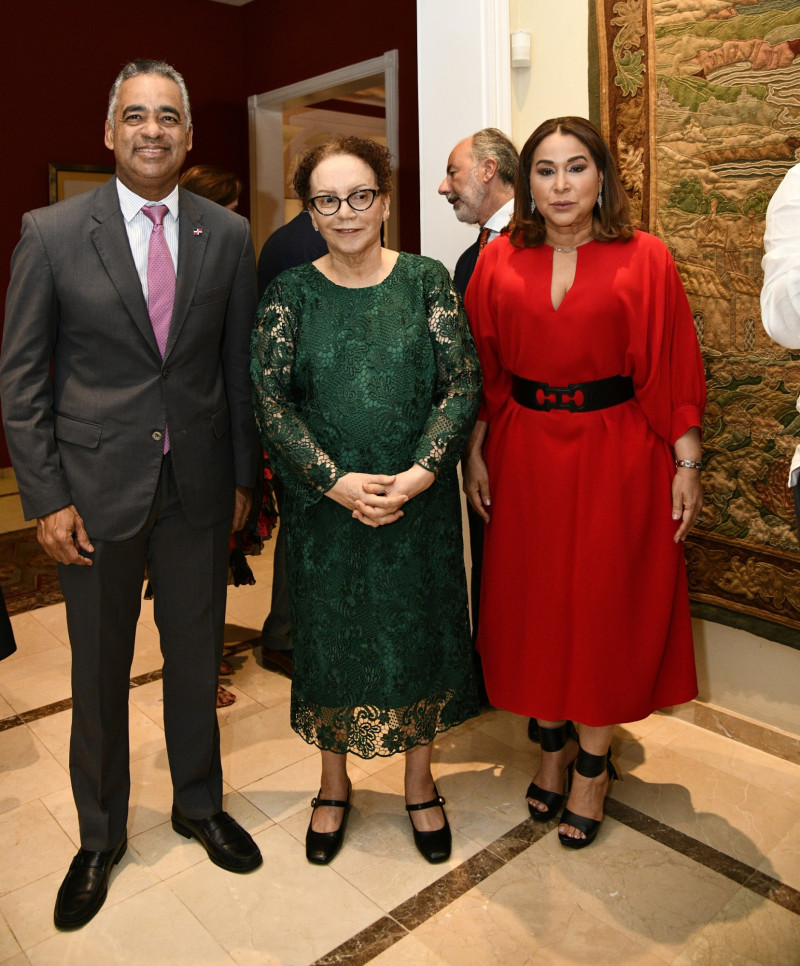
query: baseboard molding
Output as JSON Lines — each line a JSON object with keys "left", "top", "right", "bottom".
{"left": 659, "top": 700, "right": 800, "bottom": 766}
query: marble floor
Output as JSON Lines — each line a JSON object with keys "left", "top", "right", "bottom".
{"left": 0, "top": 482, "right": 799, "bottom": 965}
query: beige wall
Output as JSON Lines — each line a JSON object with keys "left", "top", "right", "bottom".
{"left": 508, "top": 0, "right": 590, "bottom": 146}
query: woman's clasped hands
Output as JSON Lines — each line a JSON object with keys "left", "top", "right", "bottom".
{"left": 327, "top": 465, "right": 435, "bottom": 527}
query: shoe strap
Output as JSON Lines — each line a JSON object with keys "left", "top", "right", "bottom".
{"left": 575, "top": 747, "right": 613, "bottom": 779}
{"left": 539, "top": 721, "right": 574, "bottom": 753}
{"left": 310, "top": 779, "right": 351, "bottom": 810}
{"left": 559, "top": 806, "right": 600, "bottom": 837}
{"left": 406, "top": 794, "right": 446, "bottom": 812}
{"left": 311, "top": 796, "right": 348, "bottom": 808}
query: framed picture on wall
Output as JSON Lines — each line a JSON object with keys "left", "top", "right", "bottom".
{"left": 48, "top": 163, "right": 114, "bottom": 204}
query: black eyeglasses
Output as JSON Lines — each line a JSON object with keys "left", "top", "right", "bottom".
{"left": 310, "top": 189, "right": 379, "bottom": 216}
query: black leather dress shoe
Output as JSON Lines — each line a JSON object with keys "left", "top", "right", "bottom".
{"left": 171, "top": 809, "right": 262, "bottom": 872}
{"left": 54, "top": 838, "right": 127, "bottom": 930}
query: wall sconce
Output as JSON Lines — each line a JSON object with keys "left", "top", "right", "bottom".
{"left": 511, "top": 30, "right": 532, "bottom": 69}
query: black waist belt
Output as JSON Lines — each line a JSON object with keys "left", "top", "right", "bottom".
{"left": 511, "top": 374, "right": 634, "bottom": 412}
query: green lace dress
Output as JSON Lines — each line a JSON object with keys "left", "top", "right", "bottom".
{"left": 250, "top": 253, "right": 481, "bottom": 758}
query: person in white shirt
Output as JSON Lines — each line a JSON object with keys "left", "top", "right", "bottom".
{"left": 761, "top": 161, "right": 800, "bottom": 528}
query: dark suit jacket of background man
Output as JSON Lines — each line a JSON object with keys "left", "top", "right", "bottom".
{"left": 450, "top": 205, "right": 513, "bottom": 697}
{"left": 257, "top": 210, "right": 328, "bottom": 296}
{"left": 453, "top": 237, "right": 482, "bottom": 299}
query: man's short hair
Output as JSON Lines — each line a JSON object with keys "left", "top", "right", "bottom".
{"left": 471, "top": 128, "right": 519, "bottom": 186}
{"left": 107, "top": 59, "right": 192, "bottom": 131}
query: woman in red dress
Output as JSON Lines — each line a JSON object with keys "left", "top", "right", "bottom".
{"left": 464, "top": 117, "right": 706, "bottom": 848}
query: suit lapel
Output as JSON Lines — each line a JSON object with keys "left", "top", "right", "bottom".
{"left": 89, "top": 177, "right": 161, "bottom": 357}
{"left": 166, "top": 188, "right": 207, "bottom": 358}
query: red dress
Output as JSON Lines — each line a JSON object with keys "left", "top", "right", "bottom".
{"left": 465, "top": 231, "right": 706, "bottom": 726}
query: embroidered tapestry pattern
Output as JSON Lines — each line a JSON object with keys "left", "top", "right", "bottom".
{"left": 593, "top": 0, "right": 800, "bottom": 645}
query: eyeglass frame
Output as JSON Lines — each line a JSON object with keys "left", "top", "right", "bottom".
{"left": 309, "top": 188, "right": 380, "bottom": 216}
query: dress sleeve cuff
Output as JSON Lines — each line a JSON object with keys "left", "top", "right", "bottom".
{"left": 670, "top": 405, "right": 703, "bottom": 446}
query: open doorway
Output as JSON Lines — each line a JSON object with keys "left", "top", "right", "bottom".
{"left": 248, "top": 51, "right": 399, "bottom": 255}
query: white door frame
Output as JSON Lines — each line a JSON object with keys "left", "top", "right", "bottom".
{"left": 417, "top": 0, "right": 510, "bottom": 269}
{"left": 248, "top": 50, "right": 399, "bottom": 253}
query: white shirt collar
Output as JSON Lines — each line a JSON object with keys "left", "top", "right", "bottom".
{"left": 116, "top": 178, "right": 180, "bottom": 223}
{"left": 483, "top": 198, "right": 515, "bottom": 234}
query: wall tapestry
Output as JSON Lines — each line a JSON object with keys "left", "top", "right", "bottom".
{"left": 591, "top": 0, "right": 800, "bottom": 647}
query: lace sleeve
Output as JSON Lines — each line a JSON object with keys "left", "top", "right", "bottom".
{"left": 249, "top": 276, "right": 342, "bottom": 508}
{"left": 412, "top": 260, "right": 482, "bottom": 474}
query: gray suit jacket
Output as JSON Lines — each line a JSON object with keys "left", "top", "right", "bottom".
{"left": 0, "top": 177, "right": 259, "bottom": 540}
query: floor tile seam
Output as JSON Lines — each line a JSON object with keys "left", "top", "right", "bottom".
{"left": 0, "top": 699, "right": 796, "bottom": 917}
{"left": 739, "top": 867, "right": 800, "bottom": 915}
{"left": 312, "top": 797, "right": 800, "bottom": 966}
{"left": 310, "top": 829, "right": 522, "bottom": 964}
{"left": 3, "top": 693, "right": 797, "bottom": 948}
{"left": 141, "top": 868, "right": 235, "bottom": 960}
{"left": 0, "top": 641, "right": 262, "bottom": 732}
{"left": 309, "top": 850, "right": 504, "bottom": 966}
{"left": 311, "top": 914, "right": 409, "bottom": 966}
{"left": 0, "top": 714, "right": 25, "bottom": 733}
{"left": 605, "top": 798, "right": 800, "bottom": 914}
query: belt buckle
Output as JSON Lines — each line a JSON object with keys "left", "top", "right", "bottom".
{"left": 539, "top": 383, "right": 587, "bottom": 412}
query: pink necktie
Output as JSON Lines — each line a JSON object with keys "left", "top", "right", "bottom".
{"left": 142, "top": 204, "right": 175, "bottom": 452}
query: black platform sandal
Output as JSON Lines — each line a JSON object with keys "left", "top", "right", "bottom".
{"left": 305, "top": 779, "right": 351, "bottom": 865}
{"left": 526, "top": 721, "right": 577, "bottom": 822}
{"left": 406, "top": 786, "right": 451, "bottom": 863}
{"left": 558, "top": 747, "right": 618, "bottom": 849}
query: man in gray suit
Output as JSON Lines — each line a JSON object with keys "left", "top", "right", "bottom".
{"left": 0, "top": 59, "right": 262, "bottom": 930}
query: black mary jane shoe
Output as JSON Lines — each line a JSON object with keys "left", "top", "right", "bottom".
{"left": 526, "top": 721, "right": 577, "bottom": 822}
{"left": 305, "top": 779, "right": 352, "bottom": 865}
{"left": 406, "top": 786, "right": 452, "bottom": 864}
{"left": 171, "top": 808, "right": 262, "bottom": 872}
{"left": 558, "top": 746, "right": 618, "bottom": 850}
{"left": 54, "top": 838, "right": 127, "bottom": 930}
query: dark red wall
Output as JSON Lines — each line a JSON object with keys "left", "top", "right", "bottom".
{"left": 0, "top": 0, "right": 419, "bottom": 469}
{"left": 0, "top": 0, "right": 250, "bottom": 467}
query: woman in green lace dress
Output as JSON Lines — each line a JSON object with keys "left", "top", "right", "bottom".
{"left": 250, "top": 137, "right": 481, "bottom": 866}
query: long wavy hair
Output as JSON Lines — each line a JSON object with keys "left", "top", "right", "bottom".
{"left": 510, "top": 116, "right": 635, "bottom": 249}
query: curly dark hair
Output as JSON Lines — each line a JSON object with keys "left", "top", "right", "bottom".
{"left": 293, "top": 136, "right": 393, "bottom": 207}
{"left": 510, "top": 116, "right": 635, "bottom": 249}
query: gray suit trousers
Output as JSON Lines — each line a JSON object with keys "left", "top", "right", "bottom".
{"left": 59, "top": 454, "right": 232, "bottom": 851}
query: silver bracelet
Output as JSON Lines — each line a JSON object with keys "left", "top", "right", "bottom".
{"left": 675, "top": 459, "right": 702, "bottom": 470}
